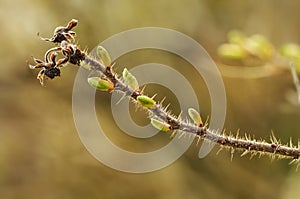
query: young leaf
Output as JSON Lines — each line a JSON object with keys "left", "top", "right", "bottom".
{"left": 280, "top": 43, "right": 300, "bottom": 60}
{"left": 87, "top": 77, "right": 114, "bottom": 91}
{"left": 122, "top": 68, "right": 139, "bottom": 91}
{"left": 244, "top": 34, "right": 274, "bottom": 61}
{"left": 228, "top": 30, "right": 246, "bottom": 45}
{"left": 217, "top": 44, "right": 247, "bottom": 60}
{"left": 188, "top": 108, "right": 203, "bottom": 127}
{"left": 151, "top": 118, "right": 171, "bottom": 132}
{"left": 137, "top": 95, "right": 156, "bottom": 108}
{"left": 97, "top": 46, "right": 112, "bottom": 67}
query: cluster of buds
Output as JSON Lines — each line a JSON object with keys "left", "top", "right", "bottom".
{"left": 150, "top": 108, "right": 205, "bottom": 133}
{"left": 217, "top": 30, "right": 275, "bottom": 64}
{"left": 218, "top": 30, "right": 300, "bottom": 75}
{"left": 86, "top": 46, "right": 116, "bottom": 92}
{"left": 29, "top": 19, "right": 86, "bottom": 85}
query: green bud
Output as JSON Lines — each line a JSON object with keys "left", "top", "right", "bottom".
{"left": 228, "top": 30, "right": 246, "bottom": 45}
{"left": 137, "top": 95, "right": 156, "bottom": 108}
{"left": 280, "top": 43, "right": 300, "bottom": 60}
{"left": 87, "top": 77, "right": 114, "bottom": 91}
{"left": 151, "top": 118, "right": 171, "bottom": 132}
{"left": 218, "top": 44, "right": 247, "bottom": 60}
{"left": 280, "top": 44, "right": 300, "bottom": 75}
{"left": 122, "top": 68, "right": 139, "bottom": 91}
{"left": 244, "top": 34, "right": 274, "bottom": 61}
{"left": 188, "top": 108, "right": 203, "bottom": 127}
{"left": 97, "top": 46, "right": 112, "bottom": 67}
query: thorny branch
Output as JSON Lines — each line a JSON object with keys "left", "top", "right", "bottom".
{"left": 29, "top": 19, "right": 300, "bottom": 168}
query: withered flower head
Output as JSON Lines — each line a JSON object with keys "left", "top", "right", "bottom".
{"left": 38, "top": 19, "right": 78, "bottom": 43}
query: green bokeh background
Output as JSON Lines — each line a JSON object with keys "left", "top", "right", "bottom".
{"left": 1, "top": 0, "right": 300, "bottom": 198}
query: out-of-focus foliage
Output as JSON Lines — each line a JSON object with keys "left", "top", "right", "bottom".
{"left": 1, "top": 0, "right": 300, "bottom": 199}
{"left": 218, "top": 30, "right": 275, "bottom": 63}
{"left": 280, "top": 43, "right": 300, "bottom": 74}
{"left": 217, "top": 30, "right": 300, "bottom": 75}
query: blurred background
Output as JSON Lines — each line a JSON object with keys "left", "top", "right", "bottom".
{"left": 1, "top": 0, "right": 300, "bottom": 198}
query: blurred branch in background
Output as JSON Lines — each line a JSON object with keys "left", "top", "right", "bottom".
{"left": 290, "top": 62, "right": 300, "bottom": 104}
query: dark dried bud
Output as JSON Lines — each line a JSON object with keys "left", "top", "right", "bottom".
{"left": 38, "top": 19, "right": 78, "bottom": 43}
{"left": 69, "top": 48, "right": 86, "bottom": 65}
{"left": 45, "top": 67, "right": 61, "bottom": 79}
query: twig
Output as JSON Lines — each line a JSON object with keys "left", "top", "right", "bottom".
{"left": 28, "top": 19, "right": 300, "bottom": 167}
{"left": 290, "top": 62, "right": 300, "bottom": 104}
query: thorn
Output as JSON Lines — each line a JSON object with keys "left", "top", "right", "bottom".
{"left": 164, "top": 103, "right": 171, "bottom": 111}
{"left": 170, "top": 131, "right": 177, "bottom": 138}
{"left": 250, "top": 152, "right": 256, "bottom": 160}
{"left": 241, "top": 150, "right": 249, "bottom": 157}
{"left": 259, "top": 138, "right": 263, "bottom": 143}
{"left": 166, "top": 110, "right": 172, "bottom": 116}
{"left": 245, "top": 133, "right": 249, "bottom": 141}
{"left": 252, "top": 137, "right": 256, "bottom": 142}
{"left": 230, "top": 148, "right": 235, "bottom": 161}
{"left": 270, "top": 130, "right": 278, "bottom": 144}
{"left": 204, "top": 115, "right": 210, "bottom": 127}
{"left": 270, "top": 154, "right": 275, "bottom": 162}
{"left": 289, "top": 159, "right": 297, "bottom": 165}
{"left": 289, "top": 137, "right": 293, "bottom": 148}
{"left": 151, "top": 93, "right": 157, "bottom": 99}
{"left": 196, "top": 135, "right": 201, "bottom": 146}
{"left": 278, "top": 139, "right": 282, "bottom": 145}
{"left": 216, "top": 147, "right": 223, "bottom": 155}
{"left": 222, "top": 128, "right": 226, "bottom": 136}
{"left": 160, "top": 96, "right": 166, "bottom": 105}
{"left": 177, "top": 111, "right": 183, "bottom": 119}
{"left": 134, "top": 102, "right": 139, "bottom": 112}
{"left": 140, "top": 85, "right": 146, "bottom": 94}
{"left": 116, "top": 93, "right": 126, "bottom": 105}
{"left": 236, "top": 129, "right": 240, "bottom": 139}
